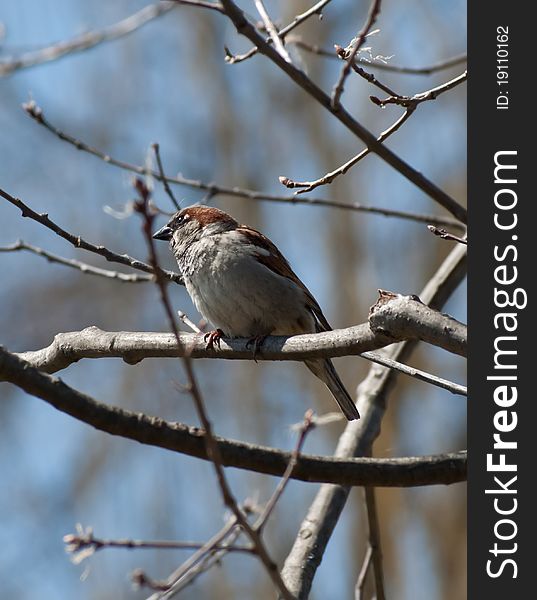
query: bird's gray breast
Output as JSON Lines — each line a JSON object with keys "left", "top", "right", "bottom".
{"left": 179, "top": 233, "right": 313, "bottom": 337}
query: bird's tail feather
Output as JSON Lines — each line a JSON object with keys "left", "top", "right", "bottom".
{"left": 305, "top": 359, "right": 360, "bottom": 421}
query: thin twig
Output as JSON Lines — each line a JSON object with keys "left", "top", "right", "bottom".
{"left": 281, "top": 107, "right": 414, "bottom": 194}
{"left": 152, "top": 413, "right": 315, "bottom": 596}
{"left": 254, "top": 0, "right": 292, "bottom": 63}
{"left": 0, "top": 240, "right": 153, "bottom": 283}
{"left": 289, "top": 38, "right": 466, "bottom": 75}
{"left": 154, "top": 521, "right": 244, "bottom": 597}
{"left": 0, "top": 3, "right": 176, "bottom": 77}
{"left": 331, "top": 0, "right": 382, "bottom": 107}
{"left": 173, "top": 0, "right": 223, "bottom": 11}
{"left": 21, "top": 101, "right": 463, "bottom": 229}
{"left": 355, "top": 545, "right": 373, "bottom": 600}
{"left": 428, "top": 225, "right": 467, "bottom": 245}
{"left": 0, "top": 186, "right": 182, "bottom": 284}
{"left": 360, "top": 351, "right": 466, "bottom": 396}
{"left": 63, "top": 527, "right": 251, "bottom": 557}
{"left": 370, "top": 70, "right": 467, "bottom": 108}
{"left": 255, "top": 411, "right": 315, "bottom": 532}
{"left": 136, "top": 516, "right": 238, "bottom": 595}
{"left": 133, "top": 180, "right": 293, "bottom": 600}
{"left": 286, "top": 62, "right": 463, "bottom": 198}
{"left": 364, "top": 486, "right": 386, "bottom": 600}
{"left": 347, "top": 60, "right": 401, "bottom": 96}
{"left": 152, "top": 143, "right": 180, "bottom": 210}
{"left": 218, "top": 0, "right": 467, "bottom": 223}
{"left": 177, "top": 310, "right": 202, "bottom": 333}
{"left": 224, "top": 0, "right": 332, "bottom": 64}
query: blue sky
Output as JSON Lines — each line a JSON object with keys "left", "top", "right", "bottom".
{"left": 0, "top": 2, "right": 466, "bottom": 598}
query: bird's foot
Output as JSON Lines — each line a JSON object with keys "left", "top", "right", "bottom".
{"left": 204, "top": 328, "right": 224, "bottom": 351}
{"left": 246, "top": 335, "right": 267, "bottom": 363}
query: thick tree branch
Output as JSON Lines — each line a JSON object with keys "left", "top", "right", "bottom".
{"left": 0, "top": 346, "right": 466, "bottom": 487}
{"left": 15, "top": 297, "right": 467, "bottom": 376}
{"left": 13, "top": 325, "right": 391, "bottom": 373}
{"left": 369, "top": 292, "right": 467, "bottom": 357}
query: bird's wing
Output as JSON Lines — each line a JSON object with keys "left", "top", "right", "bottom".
{"left": 236, "top": 225, "right": 332, "bottom": 332}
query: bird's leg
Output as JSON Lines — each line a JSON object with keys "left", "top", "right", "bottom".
{"left": 246, "top": 335, "right": 267, "bottom": 363}
{"left": 203, "top": 328, "right": 224, "bottom": 350}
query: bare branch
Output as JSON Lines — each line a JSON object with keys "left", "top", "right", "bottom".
{"left": 14, "top": 288, "right": 466, "bottom": 378}
{"left": 355, "top": 545, "right": 373, "bottom": 600}
{"left": 281, "top": 107, "right": 414, "bottom": 194}
{"left": 0, "top": 186, "right": 183, "bottom": 284}
{"left": 12, "top": 325, "right": 389, "bottom": 372}
{"left": 280, "top": 243, "right": 467, "bottom": 598}
{"left": 0, "top": 3, "right": 176, "bottom": 77}
{"left": 13, "top": 326, "right": 466, "bottom": 396}
{"left": 21, "top": 101, "right": 463, "bottom": 228}
{"left": 0, "top": 345, "right": 467, "bottom": 488}
{"left": 177, "top": 310, "right": 203, "bottom": 333}
{"left": 254, "top": 1, "right": 292, "bottom": 63}
{"left": 283, "top": 71, "right": 466, "bottom": 196}
{"left": 0, "top": 240, "right": 153, "bottom": 283}
{"left": 360, "top": 351, "right": 466, "bottom": 396}
{"left": 331, "top": 0, "right": 383, "bottom": 106}
{"left": 63, "top": 526, "right": 250, "bottom": 558}
{"left": 363, "top": 487, "right": 386, "bottom": 600}
{"left": 151, "top": 521, "right": 242, "bottom": 596}
{"left": 136, "top": 516, "right": 239, "bottom": 596}
{"left": 218, "top": 0, "right": 467, "bottom": 223}
{"left": 368, "top": 291, "right": 467, "bottom": 357}
{"left": 368, "top": 53, "right": 467, "bottom": 75}
{"left": 173, "top": 0, "right": 223, "bottom": 11}
{"left": 344, "top": 59, "right": 401, "bottom": 97}
{"left": 224, "top": 0, "right": 332, "bottom": 64}
{"left": 152, "top": 143, "right": 180, "bottom": 210}
{"left": 255, "top": 411, "right": 315, "bottom": 532}
{"left": 370, "top": 70, "right": 467, "bottom": 108}
{"left": 289, "top": 38, "right": 466, "bottom": 75}
{"left": 428, "top": 225, "right": 468, "bottom": 245}
{"left": 14, "top": 299, "right": 467, "bottom": 377}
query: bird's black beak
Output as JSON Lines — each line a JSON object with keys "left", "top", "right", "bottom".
{"left": 152, "top": 225, "right": 173, "bottom": 241}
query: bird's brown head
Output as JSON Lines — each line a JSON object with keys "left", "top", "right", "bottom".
{"left": 153, "top": 205, "right": 238, "bottom": 253}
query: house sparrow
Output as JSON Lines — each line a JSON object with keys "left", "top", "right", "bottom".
{"left": 153, "top": 205, "right": 360, "bottom": 420}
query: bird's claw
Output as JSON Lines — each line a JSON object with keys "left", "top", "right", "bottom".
{"left": 204, "top": 328, "right": 224, "bottom": 351}
{"left": 246, "top": 335, "right": 267, "bottom": 363}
